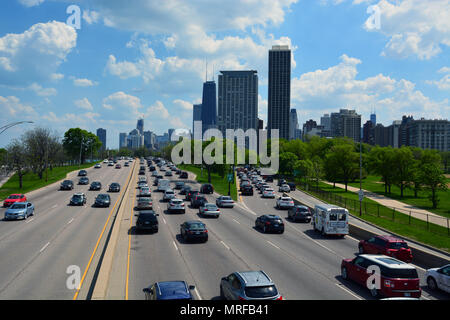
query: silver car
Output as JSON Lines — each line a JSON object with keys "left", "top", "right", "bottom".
{"left": 426, "top": 264, "right": 450, "bottom": 293}
{"left": 278, "top": 184, "right": 291, "bottom": 193}
{"left": 138, "top": 186, "right": 151, "bottom": 197}
{"left": 262, "top": 188, "right": 275, "bottom": 198}
{"left": 216, "top": 196, "right": 234, "bottom": 208}
{"left": 165, "top": 171, "right": 173, "bottom": 176}
{"left": 276, "top": 196, "right": 294, "bottom": 209}
{"left": 220, "top": 271, "right": 282, "bottom": 300}
{"left": 163, "top": 189, "right": 175, "bottom": 202}
{"left": 4, "top": 202, "right": 34, "bottom": 220}
{"left": 137, "top": 196, "right": 153, "bottom": 210}
{"left": 167, "top": 198, "right": 185, "bottom": 213}
{"left": 199, "top": 203, "right": 220, "bottom": 218}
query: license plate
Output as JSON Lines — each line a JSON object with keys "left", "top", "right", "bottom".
{"left": 273, "top": 224, "right": 279, "bottom": 227}
{"left": 145, "top": 221, "right": 149, "bottom": 224}
{"left": 404, "top": 293, "right": 410, "bottom": 297}
{"left": 195, "top": 232, "right": 200, "bottom": 235}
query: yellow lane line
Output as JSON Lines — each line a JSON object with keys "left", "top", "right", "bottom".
{"left": 125, "top": 172, "right": 138, "bottom": 300}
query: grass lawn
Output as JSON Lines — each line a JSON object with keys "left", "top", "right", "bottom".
{"left": 0, "top": 162, "right": 100, "bottom": 201}
{"left": 179, "top": 164, "right": 238, "bottom": 201}
{"left": 346, "top": 175, "right": 450, "bottom": 219}
{"left": 298, "top": 180, "right": 450, "bottom": 253}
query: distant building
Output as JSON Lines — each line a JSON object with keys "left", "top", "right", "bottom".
{"left": 408, "top": 118, "right": 450, "bottom": 151}
{"left": 362, "top": 120, "right": 374, "bottom": 145}
{"left": 268, "top": 45, "right": 291, "bottom": 140}
{"left": 193, "top": 104, "right": 202, "bottom": 140}
{"left": 119, "top": 133, "right": 128, "bottom": 149}
{"left": 289, "top": 109, "right": 299, "bottom": 140}
{"left": 320, "top": 114, "right": 331, "bottom": 137}
{"left": 168, "top": 129, "right": 175, "bottom": 141}
{"left": 330, "top": 109, "right": 361, "bottom": 142}
{"left": 127, "top": 129, "right": 143, "bottom": 149}
{"left": 143, "top": 130, "right": 156, "bottom": 150}
{"left": 96, "top": 128, "right": 106, "bottom": 151}
{"left": 136, "top": 118, "right": 144, "bottom": 135}
{"left": 370, "top": 113, "right": 376, "bottom": 126}
{"left": 201, "top": 80, "right": 217, "bottom": 134}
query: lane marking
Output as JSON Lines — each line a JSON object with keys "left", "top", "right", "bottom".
{"left": 172, "top": 241, "right": 179, "bottom": 251}
{"left": 267, "top": 240, "right": 280, "bottom": 250}
{"left": 220, "top": 241, "right": 230, "bottom": 250}
{"left": 162, "top": 217, "right": 167, "bottom": 224}
{"left": 194, "top": 287, "right": 202, "bottom": 300}
{"left": 126, "top": 167, "right": 138, "bottom": 300}
{"left": 335, "top": 283, "right": 363, "bottom": 300}
{"left": 67, "top": 218, "right": 74, "bottom": 225}
{"left": 25, "top": 218, "right": 34, "bottom": 224}
{"left": 232, "top": 218, "right": 240, "bottom": 225}
{"left": 39, "top": 242, "right": 50, "bottom": 253}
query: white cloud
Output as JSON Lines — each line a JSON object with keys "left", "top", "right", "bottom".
{"left": 17, "top": 0, "right": 44, "bottom": 7}
{"left": 72, "top": 77, "right": 98, "bottom": 87}
{"left": 28, "top": 83, "right": 57, "bottom": 96}
{"left": 82, "top": 10, "right": 100, "bottom": 24}
{"left": 173, "top": 99, "right": 193, "bottom": 111}
{"left": 145, "top": 101, "right": 188, "bottom": 129}
{"left": 50, "top": 73, "right": 64, "bottom": 81}
{"left": 0, "top": 21, "right": 77, "bottom": 85}
{"left": 74, "top": 98, "right": 94, "bottom": 111}
{"left": 426, "top": 67, "right": 450, "bottom": 90}
{"left": 0, "top": 95, "right": 37, "bottom": 118}
{"left": 102, "top": 91, "right": 144, "bottom": 120}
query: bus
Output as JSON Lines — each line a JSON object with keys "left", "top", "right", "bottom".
{"left": 312, "top": 204, "right": 349, "bottom": 237}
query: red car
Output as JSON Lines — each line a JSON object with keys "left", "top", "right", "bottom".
{"left": 358, "top": 235, "right": 413, "bottom": 263}
{"left": 3, "top": 194, "right": 27, "bottom": 207}
{"left": 341, "top": 254, "right": 421, "bottom": 298}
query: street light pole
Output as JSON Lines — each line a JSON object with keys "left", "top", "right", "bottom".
{"left": 359, "top": 137, "right": 362, "bottom": 216}
{"left": 0, "top": 121, "right": 34, "bottom": 136}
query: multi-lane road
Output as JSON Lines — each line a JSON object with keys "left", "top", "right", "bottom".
{"left": 0, "top": 159, "right": 448, "bottom": 300}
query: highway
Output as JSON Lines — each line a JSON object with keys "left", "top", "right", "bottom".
{"left": 0, "top": 159, "right": 448, "bottom": 300}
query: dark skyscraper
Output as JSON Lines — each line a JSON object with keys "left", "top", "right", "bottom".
{"left": 136, "top": 118, "right": 144, "bottom": 135}
{"left": 96, "top": 128, "right": 106, "bottom": 151}
{"left": 201, "top": 80, "right": 217, "bottom": 134}
{"left": 193, "top": 104, "right": 202, "bottom": 139}
{"left": 268, "top": 45, "right": 291, "bottom": 140}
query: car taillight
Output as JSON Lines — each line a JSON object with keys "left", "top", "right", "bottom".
{"left": 181, "top": 203, "right": 185, "bottom": 206}
{"left": 276, "top": 296, "right": 283, "bottom": 300}
{"left": 238, "top": 296, "right": 246, "bottom": 300}
{"left": 204, "top": 230, "right": 208, "bottom": 233}
{"left": 266, "top": 222, "right": 271, "bottom": 225}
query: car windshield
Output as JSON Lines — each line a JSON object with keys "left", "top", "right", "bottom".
{"left": 188, "top": 223, "right": 205, "bottom": 230}
{"left": 244, "top": 285, "right": 278, "bottom": 298}
{"left": 11, "top": 204, "right": 26, "bottom": 209}
{"left": 206, "top": 204, "right": 217, "bottom": 209}
{"left": 63, "top": 181, "right": 71, "bottom": 184}
{"left": 73, "top": 195, "right": 83, "bottom": 199}
{"left": 221, "top": 196, "right": 232, "bottom": 200}
{"left": 388, "top": 242, "right": 409, "bottom": 249}
{"left": 8, "top": 195, "right": 21, "bottom": 199}
{"left": 97, "top": 194, "right": 109, "bottom": 200}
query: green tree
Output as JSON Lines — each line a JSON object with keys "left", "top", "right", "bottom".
{"left": 279, "top": 152, "right": 298, "bottom": 176}
{"left": 6, "top": 139, "right": 29, "bottom": 189}
{"left": 392, "top": 147, "right": 415, "bottom": 198}
{"left": 367, "top": 146, "right": 396, "bottom": 194}
{"left": 420, "top": 162, "right": 448, "bottom": 209}
{"left": 326, "top": 143, "right": 359, "bottom": 192}
{"left": 294, "top": 159, "right": 313, "bottom": 187}
{"left": 62, "top": 128, "right": 101, "bottom": 164}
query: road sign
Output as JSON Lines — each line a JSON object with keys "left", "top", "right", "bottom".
{"left": 358, "top": 190, "right": 364, "bottom": 202}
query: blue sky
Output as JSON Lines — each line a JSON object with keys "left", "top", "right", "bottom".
{"left": 0, "top": 0, "right": 449, "bottom": 149}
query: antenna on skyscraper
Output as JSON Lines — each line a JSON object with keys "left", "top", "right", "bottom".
{"left": 205, "top": 58, "right": 208, "bottom": 82}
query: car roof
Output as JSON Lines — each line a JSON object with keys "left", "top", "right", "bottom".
{"left": 156, "top": 281, "right": 191, "bottom": 299}
{"left": 376, "top": 235, "right": 406, "bottom": 242}
{"left": 10, "top": 201, "right": 27, "bottom": 205}
{"left": 235, "top": 271, "right": 273, "bottom": 287}
{"left": 280, "top": 197, "right": 291, "bottom": 200}
{"left": 185, "top": 220, "right": 204, "bottom": 225}
{"left": 262, "top": 214, "right": 281, "bottom": 219}
{"left": 359, "top": 255, "right": 416, "bottom": 269}
{"left": 9, "top": 193, "right": 23, "bottom": 196}
{"left": 74, "top": 193, "right": 85, "bottom": 196}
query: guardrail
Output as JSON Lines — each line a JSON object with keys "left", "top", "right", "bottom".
{"left": 284, "top": 192, "right": 450, "bottom": 270}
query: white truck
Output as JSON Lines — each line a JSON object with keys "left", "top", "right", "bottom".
{"left": 312, "top": 204, "right": 349, "bottom": 237}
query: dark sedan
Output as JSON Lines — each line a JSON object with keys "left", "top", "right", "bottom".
{"left": 78, "top": 177, "right": 89, "bottom": 185}
{"left": 78, "top": 170, "right": 88, "bottom": 177}
{"left": 89, "top": 181, "right": 102, "bottom": 191}
{"left": 287, "top": 205, "right": 311, "bottom": 222}
{"left": 179, "top": 185, "right": 192, "bottom": 195}
{"left": 255, "top": 215, "right": 284, "bottom": 234}
{"left": 60, "top": 180, "right": 74, "bottom": 190}
{"left": 185, "top": 190, "right": 199, "bottom": 201}
{"left": 95, "top": 194, "right": 111, "bottom": 207}
{"left": 200, "top": 183, "right": 214, "bottom": 194}
{"left": 241, "top": 184, "right": 254, "bottom": 196}
{"left": 135, "top": 210, "right": 159, "bottom": 233}
{"left": 108, "top": 182, "right": 121, "bottom": 192}
{"left": 190, "top": 195, "right": 207, "bottom": 208}
{"left": 70, "top": 193, "right": 87, "bottom": 206}
{"left": 180, "top": 220, "right": 208, "bottom": 243}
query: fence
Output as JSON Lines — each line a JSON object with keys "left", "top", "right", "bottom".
{"left": 298, "top": 183, "right": 450, "bottom": 237}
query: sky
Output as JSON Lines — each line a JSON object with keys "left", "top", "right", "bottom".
{"left": 0, "top": 0, "right": 449, "bottom": 149}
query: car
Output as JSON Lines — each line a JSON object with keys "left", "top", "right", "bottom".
{"left": 70, "top": 193, "right": 87, "bottom": 206}
{"left": 94, "top": 163, "right": 102, "bottom": 169}
{"left": 163, "top": 189, "right": 175, "bottom": 202}
{"left": 358, "top": 235, "right": 413, "bottom": 263}
{"left": 426, "top": 264, "right": 450, "bottom": 293}
{"left": 103, "top": 159, "right": 109, "bottom": 163}
{"left": 160, "top": 166, "right": 166, "bottom": 172}
{"left": 143, "top": 281, "right": 195, "bottom": 300}
{"left": 255, "top": 215, "right": 284, "bottom": 233}
{"left": 180, "top": 171, "right": 188, "bottom": 179}
{"left": 240, "top": 184, "right": 253, "bottom": 196}
{"left": 287, "top": 182, "right": 296, "bottom": 191}
{"left": 115, "top": 163, "right": 121, "bottom": 169}
{"left": 89, "top": 181, "right": 102, "bottom": 191}
{"left": 4, "top": 202, "right": 34, "bottom": 220}
{"left": 180, "top": 220, "right": 208, "bottom": 242}
{"left": 264, "top": 176, "right": 274, "bottom": 182}
{"left": 78, "top": 177, "right": 89, "bottom": 185}
{"left": 78, "top": 170, "right": 88, "bottom": 176}
{"left": 276, "top": 196, "right": 294, "bottom": 209}
{"left": 94, "top": 194, "right": 111, "bottom": 207}
{"left": 199, "top": 203, "right": 220, "bottom": 218}
{"left": 287, "top": 205, "right": 312, "bottom": 222}
{"left": 3, "top": 194, "right": 27, "bottom": 207}
{"left": 135, "top": 210, "right": 159, "bottom": 233}
{"left": 138, "top": 186, "right": 151, "bottom": 197}
{"left": 190, "top": 195, "right": 207, "bottom": 208}
{"left": 200, "top": 183, "right": 214, "bottom": 194}
{"left": 216, "top": 196, "right": 234, "bottom": 208}
{"left": 149, "top": 166, "right": 156, "bottom": 171}
{"left": 341, "top": 254, "right": 421, "bottom": 298}
{"left": 167, "top": 198, "right": 185, "bottom": 213}
{"left": 137, "top": 196, "right": 153, "bottom": 210}
{"left": 139, "top": 169, "right": 146, "bottom": 175}
{"left": 277, "top": 179, "right": 286, "bottom": 187}
{"left": 240, "top": 180, "right": 251, "bottom": 189}
{"left": 157, "top": 179, "right": 170, "bottom": 192}
{"left": 164, "top": 171, "right": 173, "bottom": 176}
{"left": 185, "top": 190, "right": 199, "bottom": 201}
{"left": 108, "top": 182, "right": 121, "bottom": 192}
{"left": 137, "top": 181, "right": 148, "bottom": 189}
{"left": 108, "top": 161, "right": 114, "bottom": 166}
{"left": 278, "top": 184, "right": 291, "bottom": 193}
{"left": 179, "top": 185, "right": 192, "bottom": 195}
{"left": 220, "top": 271, "right": 282, "bottom": 300}
{"left": 174, "top": 181, "right": 185, "bottom": 190}
{"left": 262, "top": 188, "right": 275, "bottom": 198}
{"left": 60, "top": 180, "right": 74, "bottom": 191}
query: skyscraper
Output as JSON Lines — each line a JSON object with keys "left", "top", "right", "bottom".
{"left": 136, "top": 118, "right": 144, "bottom": 135}
{"left": 370, "top": 113, "right": 376, "bottom": 126}
{"left": 330, "top": 109, "right": 361, "bottom": 142}
{"left": 268, "top": 45, "right": 291, "bottom": 140}
{"left": 96, "top": 128, "right": 106, "bottom": 151}
{"left": 217, "top": 70, "right": 258, "bottom": 138}
{"left": 201, "top": 80, "right": 217, "bottom": 134}
{"left": 192, "top": 104, "right": 202, "bottom": 139}
{"left": 289, "top": 109, "right": 298, "bottom": 140}
{"left": 119, "top": 133, "right": 128, "bottom": 149}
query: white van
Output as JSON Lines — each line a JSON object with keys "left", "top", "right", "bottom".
{"left": 312, "top": 204, "right": 349, "bottom": 237}
{"left": 157, "top": 179, "right": 170, "bottom": 192}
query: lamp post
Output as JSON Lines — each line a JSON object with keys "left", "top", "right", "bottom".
{"left": 359, "top": 136, "right": 363, "bottom": 216}
{"left": 0, "top": 121, "right": 34, "bottom": 136}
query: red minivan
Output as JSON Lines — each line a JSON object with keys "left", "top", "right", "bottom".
{"left": 358, "top": 235, "right": 413, "bottom": 263}
{"left": 341, "top": 254, "right": 421, "bottom": 298}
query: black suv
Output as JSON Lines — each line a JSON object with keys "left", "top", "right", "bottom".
{"left": 241, "top": 184, "right": 253, "bottom": 195}
{"left": 149, "top": 166, "right": 156, "bottom": 171}
{"left": 78, "top": 170, "right": 87, "bottom": 177}
{"left": 185, "top": 190, "right": 199, "bottom": 201}
{"left": 108, "top": 183, "right": 120, "bottom": 192}
{"left": 180, "top": 172, "right": 188, "bottom": 179}
{"left": 70, "top": 193, "right": 86, "bottom": 206}
{"left": 94, "top": 194, "right": 111, "bottom": 207}
{"left": 78, "top": 177, "right": 89, "bottom": 185}
{"left": 180, "top": 185, "right": 192, "bottom": 195}
{"left": 89, "top": 181, "right": 102, "bottom": 191}
{"left": 190, "top": 195, "right": 207, "bottom": 208}
{"left": 60, "top": 180, "right": 74, "bottom": 190}
{"left": 180, "top": 220, "right": 208, "bottom": 243}
{"left": 288, "top": 205, "right": 311, "bottom": 222}
{"left": 287, "top": 182, "right": 296, "bottom": 191}
{"left": 135, "top": 210, "right": 159, "bottom": 233}
{"left": 200, "top": 183, "right": 214, "bottom": 194}
{"left": 255, "top": 215, "right": 284, "bottom": 234}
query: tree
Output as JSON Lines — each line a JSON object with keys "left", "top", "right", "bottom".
{"left": 279, "top": 152, "right": 298, "bottom": 176}
{"left": 420, "top": 162, "right": 447, "bottom": 209}
{"left": 326, "top": 143, "right": 359, "bottom": 192}
{"left": 441, "top": 151, "right": 450, "bottom": 173}
{"left": 392, "top": 147, "right": 415, "bottom": 198}
{"left": 294, "top": 159, "right": 313, "bottom": 187}
{"left": 310, "top": 156, "right": 324, "bottom": 188}
{"left": 62, "top": 128, "right": 101, "bottom": 164}
{"left": 367, "top": 146, "right": 396, "bottom": 194}
{"left": 6, "top": 139, "right": 29, "bottom": 189}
